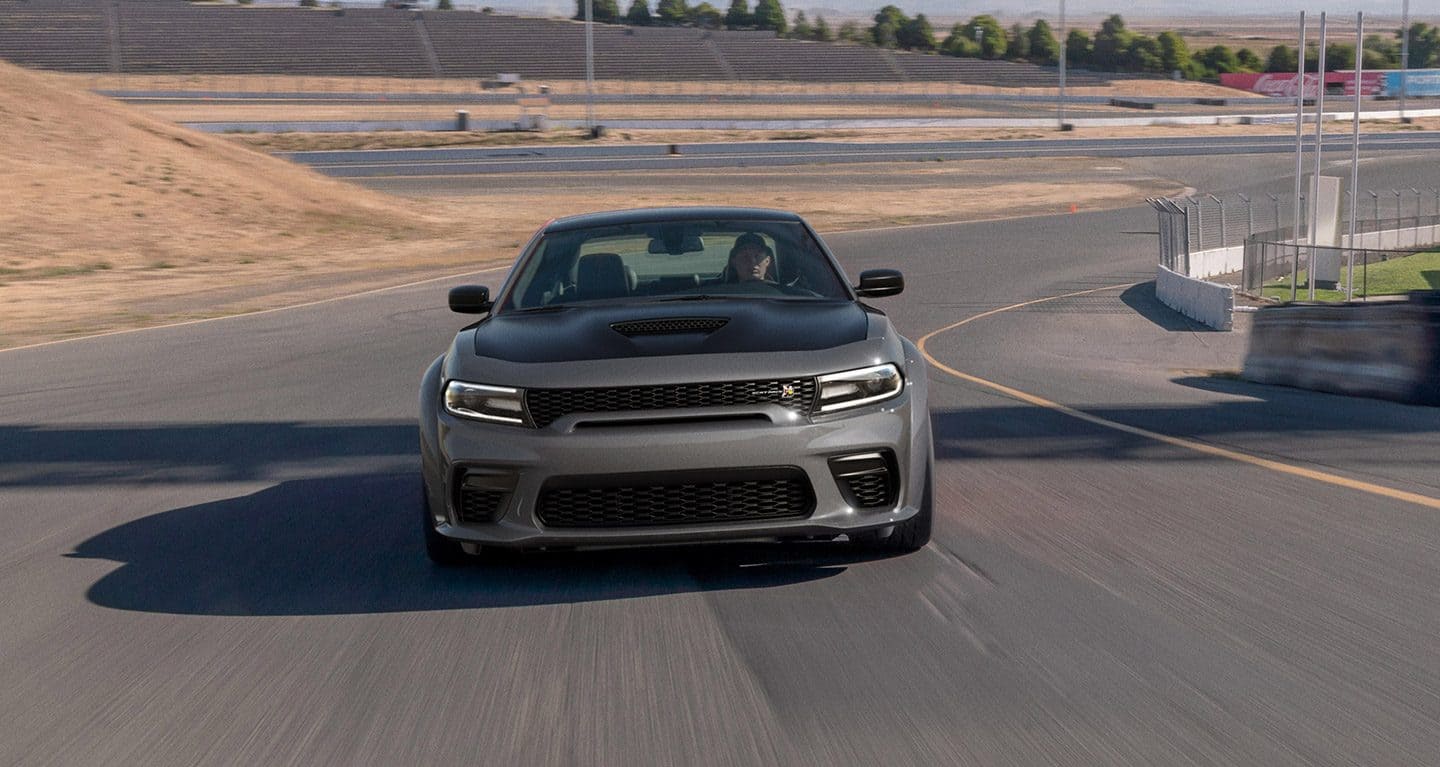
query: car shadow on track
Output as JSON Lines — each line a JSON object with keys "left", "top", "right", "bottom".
{"left": 70, "top": 471, "right": 887, "bottom": 616}
{"left": 931, "top": 380, "right": 1440, "bottom": 464}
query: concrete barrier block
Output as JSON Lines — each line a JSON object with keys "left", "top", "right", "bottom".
{"left": 1241, "top": 293, "right": 1440, "bottom": 405}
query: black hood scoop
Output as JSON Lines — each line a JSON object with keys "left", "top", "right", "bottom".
{"left": 610, "top": 317, "right": 729, "bottom": 337}
{"left": 472, "top": 300, "right": 868, "bottom": 363}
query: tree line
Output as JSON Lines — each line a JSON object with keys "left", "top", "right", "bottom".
{"left": 573, "top": 2, "right": 1440, "bottom": 80}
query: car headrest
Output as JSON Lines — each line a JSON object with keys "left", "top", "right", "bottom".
{"left": 575, "top": 253, "right": 629, "bottom": 301}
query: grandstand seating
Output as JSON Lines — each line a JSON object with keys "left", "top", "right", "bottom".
{"left": 0, "top": 0, "right": 1105, "bottom": 86}
{"left": 0, "top": 0, "right": 109, "bottom": 72}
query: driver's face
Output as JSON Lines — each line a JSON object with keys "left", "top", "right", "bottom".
{"left": 732, "top": 246, "right": 772, "bottom": 281}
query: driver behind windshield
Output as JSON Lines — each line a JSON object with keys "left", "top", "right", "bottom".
{"left": 727, "top": 233, "right": 774, "bottom": 283}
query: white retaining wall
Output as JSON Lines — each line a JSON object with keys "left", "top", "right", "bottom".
{"left": 1155, "top": 264, "right": 1234, "bottom": 330}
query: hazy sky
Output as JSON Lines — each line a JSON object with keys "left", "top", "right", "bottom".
{"left": 479, "top": 0, "right": 1430, "bottom": 17}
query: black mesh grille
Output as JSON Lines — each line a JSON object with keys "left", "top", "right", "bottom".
{"left": 610, "top": 317, "right": 729, "bottom": 336}
{"left": 456, "top": 488, "right": 506, "bottom": 524}
{"left": 538, "top": 471, "right": 814, "bottom": 528}
{"left": 845, "top": 473, "right": 893, "bottom": 508}
{"left": 526, "top": 378, "right": 816, "bottom": 428}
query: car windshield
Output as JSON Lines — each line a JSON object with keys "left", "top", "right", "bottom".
{"left": 500, "top": 219, "right": 850, "bottom": 311}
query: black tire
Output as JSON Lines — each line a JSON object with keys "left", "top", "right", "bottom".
{"left": 857, "top": 456, "right": 933, "bottom": 553}
{"left": 421, "top": 482, "right": 472, "bottom": 567}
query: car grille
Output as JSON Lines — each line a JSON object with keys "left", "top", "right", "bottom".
{"left": 455, "top": 488, "right": 506, "bottom": 524}
{"left": 844, "top": 472, "right": 893, "bottom": 508}
{"left": 525, "top": 378, "right": 817, "bottom": 428}
{"left": 610, "top": 317, "right": 729, "bottom": 336}
{"left": 537, "top": 470, "right": 814, "bottom": 528}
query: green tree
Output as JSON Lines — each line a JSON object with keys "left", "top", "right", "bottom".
{"left": 298, "top": 0, "right": 317, "bottom": 7}
{"left": 1091, "top": 14, "right": 1132, "bottom": 69}
{"left": 941, "top": 23, "right": 979, "bottom": 57}
{"left": 789, "top": 10, "right": 811, "bottom": 39}
{"left": 1236, "top": 47, "right": 1261, "bottom": 72}
{"left": 1265, "top": 44, "right": 1297, "bottom": 73}
{"left": 965, "top": 15, "right": 1006, "bottom": 60}
{"left": 1400, "top": 22, "right": 1440, "bottom": 68}
{"left": 1026, "top": 20, "right": 1059, "bottom": 65}
{"left": 1005, "top": 22, "right": 1029, "bottom": 60}
{"left": 626, "top": 0, "right": 652, "bottom": 25}
{"left": 689, "top": 1, "right": 721, "bottom": 28}
{"left": 1324, "top": 43, "right": 1356, "bottom": 73}
{"left": 723, "top": 0, "right": 750, "bottom": 29}
{"left": 437, "top": 0, "right": 453, "bottom": 8}
{"left": 1198, "top": 44, "right": 1240, "bottom": 74}
{"left": 575, "top": 0, "right": 620, "bottom": 23}
{"left": 871, "top": 5, "right": 907, "bottom": 49}
{"left": 1362, "top": 34, "right": 1399, "bottom": 69}
{"left": 1065, "top": 28, "right": 1091, "bottom": 67}
{"left": 1157, "top": 30, "right": 1189, "bottom": 74}
{"left": 812, "top": 15, "right": 831, "bottom": 42}
{"left": 1126, "top": 35, "right": 1163, "bottom": 72}
{"left": 752, "top": 0, "right": 785, "bottom": 33}
{"left": 655, "top": 0, "right": 687, "bottom": 25}
{"left": 897, "top": 14, "right": 935, "bottom": 51}
{"left": 837, "top": 20, "right": 865, "bottom": 44}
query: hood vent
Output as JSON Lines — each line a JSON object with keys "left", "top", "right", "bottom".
{"left": 610, "top": 317, "right": 729, "bottom": 337}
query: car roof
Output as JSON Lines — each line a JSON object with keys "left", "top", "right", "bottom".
{"left": 544, "top": 207, "right": 805, "bottom": 233}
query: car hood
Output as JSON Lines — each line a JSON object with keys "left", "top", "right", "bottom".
{"left": 472, "top": 300, "right": 868, "bottom": 363}
{"left": 447, "top": 300, "right": 904, "bottom": 389}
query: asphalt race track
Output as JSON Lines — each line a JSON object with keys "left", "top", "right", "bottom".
{"left": 286, "top": 133, "right": 1440, "bottom": 177}
{"left": 3, "top": 154, "right": 1440, "bottom": 765}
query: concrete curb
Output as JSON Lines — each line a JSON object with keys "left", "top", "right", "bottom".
{"left": 1241, "top": 292, "right": 1440, "bottom": 405}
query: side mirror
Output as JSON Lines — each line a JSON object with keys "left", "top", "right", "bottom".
{"left": 854, "top": 269, "right": 904, "bottom": 298}
{"left": 448, "top": 285, "right": 491, "bottom": 314}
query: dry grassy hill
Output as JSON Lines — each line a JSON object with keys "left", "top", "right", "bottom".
{"left": 0, "top": 60, "right": 502, "bottom": 348}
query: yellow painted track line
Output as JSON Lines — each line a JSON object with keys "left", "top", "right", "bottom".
{"left": 918, "top": 283, "right": 1440, "bottom": 511}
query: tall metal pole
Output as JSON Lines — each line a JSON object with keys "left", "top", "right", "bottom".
{"left": 584, "top": 0, "right": 595, "bottom": 131}
{"left": 1309, "top": 12, "right": 1327, "bottom": 300}
{"left": 1292, "top": 11, "right": 1306, "bottom": 302}
{"left": 1058, "top": 0, "right": 1068, "bottom": 130}
{"left": 1400, "top": 0, "right": 1410, "bottom": 122}
{"left": 1348, "top": 12, "right": 1363, "bottom": 301}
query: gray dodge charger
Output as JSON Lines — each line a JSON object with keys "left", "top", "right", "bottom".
{"left": 418, "top": 207, "right": 932, "bottom": 564}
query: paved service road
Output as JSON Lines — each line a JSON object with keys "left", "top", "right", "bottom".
{"left": 2, "top": 155, "right": 1440, "bottom": 765}
{"left": 285, "top": 133, "right": 1440, "bottom": 177}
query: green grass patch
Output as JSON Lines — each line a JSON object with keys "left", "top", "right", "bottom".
{"left": 1261, "top": 249, "right": 1440, "bottom": 302}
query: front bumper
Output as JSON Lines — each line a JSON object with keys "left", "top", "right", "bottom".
{"left": 421, "top": 392, "right": 927, "bottom": 549}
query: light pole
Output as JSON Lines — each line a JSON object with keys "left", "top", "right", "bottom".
{"left": 1400, "top": 0, "right": 1411, "bottom": 122}
{"left": 1309, "top": 12, "right": 1327, "bottom": 300}
{"left": 1292, "top": 11, "right": 1307, "bottom": 302}
{"left": 1058, "top": 0, "right": 1068, "bottom": 131}
{"left": 1413, "top": 188, "right": 1423, "bottom": 246}
{"left": 584, "top": 0, "right": 595, "bottom": 133}
{"left": 1348, "top": 12, "right": 1362, "bottom": 300}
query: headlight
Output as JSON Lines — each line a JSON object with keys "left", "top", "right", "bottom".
{"left": 815, "top": 363, "right": 903, "bottom": 413}
{"left": 443, "top": 380, "right": 529, "bottom": 426}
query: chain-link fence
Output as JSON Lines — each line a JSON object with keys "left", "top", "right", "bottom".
{"left": 1152, "top": 187, "right": 1440, "bottom": 297}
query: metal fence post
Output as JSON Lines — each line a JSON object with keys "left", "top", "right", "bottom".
{"left": 1414, "top": 188, "right": 1424, "bottom": 248}
{"left": 1211, "top": 194, "right": 1227, "bottom": 247}
{"left": 1187, "top": 196, "right": 1204, "bottom": 251}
